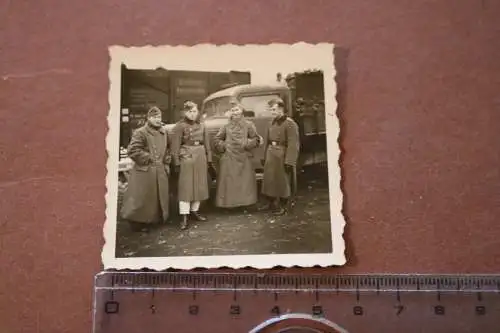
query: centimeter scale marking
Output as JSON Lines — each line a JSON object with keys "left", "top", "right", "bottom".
{"left": 93, "top": 272, "right": 500, "bottom": 333}
{"left": 96, "top": 272, "right": 500, "bottom": 292}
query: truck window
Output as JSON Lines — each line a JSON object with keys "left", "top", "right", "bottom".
{"left": 240, "top": 94, "right": 281, "bottom": 118}
{"left": 202, "top": 97, "right": 232, "bottom": 118}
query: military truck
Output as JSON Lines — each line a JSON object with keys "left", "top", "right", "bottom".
{"left": 194, "top": 69, "right": 328, "bottom": 180}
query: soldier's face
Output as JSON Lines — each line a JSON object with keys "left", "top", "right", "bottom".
{"left": 185, "top": 107, "right": 199, "bottom": 121}
{"left": 270, "top": 104, "right": 284, "bottom": 117}
{"left": 148, "top": 114, "right": 162, "bottom": 127}
{"left": 230, "top": 105, "right": 243, "bottom": 118}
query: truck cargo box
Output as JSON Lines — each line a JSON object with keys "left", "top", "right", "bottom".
{"left": 286, "top": 70, "right": 326, "bottom": 136}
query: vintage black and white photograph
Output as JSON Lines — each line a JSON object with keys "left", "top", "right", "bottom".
{"left": 102, "top": 43, "right": 345, "bottom": 269}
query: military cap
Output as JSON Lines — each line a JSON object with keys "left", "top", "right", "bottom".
{"left": 182, "top": 100, "right": 198, "bottom": 111}
{"left": 268, "top": 97, "right": 287, "bottom": 112}
{"left": 147, "top": 106, "right": 161, "bottom": 117}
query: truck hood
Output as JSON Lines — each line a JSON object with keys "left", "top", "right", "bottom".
{"left": 162, "top": 117, "right": 230, "bottom": 135}
{"left": 202, "top": 117, "right": 231, "bottom": 132}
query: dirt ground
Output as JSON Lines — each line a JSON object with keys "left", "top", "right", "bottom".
{"left": 114, "top": 165, "right": 333, "bottom": 258}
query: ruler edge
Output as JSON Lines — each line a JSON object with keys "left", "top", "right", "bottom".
{"left": 93, "top": 272, "right": 500, "bottom": 293}
{"left": 92, "top": 273, "right": 500, "bottom": 333}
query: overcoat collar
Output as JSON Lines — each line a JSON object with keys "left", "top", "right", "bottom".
{"left": 182, "top": 117, "right": 201, "bottom": 125}
{"left": 272, "top": 115, "right": 287, "bottom": 125}
{"left": 145, "top": 123, "right": 165, "bottom": 135}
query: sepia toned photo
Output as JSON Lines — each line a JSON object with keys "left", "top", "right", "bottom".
{"left": 102, "top": 43, "right": 345, "bottom": 269}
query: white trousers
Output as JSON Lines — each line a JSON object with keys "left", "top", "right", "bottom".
{"left": 179, "top": 201, "right": 200, "bottom": 215}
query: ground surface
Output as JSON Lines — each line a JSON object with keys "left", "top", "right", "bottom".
{"left": 115, "top": 165, "right": 334, "bottom": 258}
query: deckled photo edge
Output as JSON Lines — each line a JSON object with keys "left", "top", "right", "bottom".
{"left": 102, "top": 45, "right": 121, "bottom": 268}
{"left": 323, "top": 46, "right": 347, "bottom": 267}
{"left": 101, "top": 43, "right": 346, "bottom": 270}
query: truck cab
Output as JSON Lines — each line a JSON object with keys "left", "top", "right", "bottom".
{"left": 199, "top": 84, "right": 292, "bottom": 174}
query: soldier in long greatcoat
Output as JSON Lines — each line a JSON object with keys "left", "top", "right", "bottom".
{"left": 261, "top": 98, "right": 300, "bottom": 215}
{"left": 213, "top": 102, "right": 263, "bottom": 208}
{"left": 120, "top": 106, "right": 171, "bottom": 231}
{"left": 171, "top": 101, "right": 214, "bottom": 230}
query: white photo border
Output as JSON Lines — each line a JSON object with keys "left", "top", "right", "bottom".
{"left": 102, "top": 43, "right": 346, "bottom": 270}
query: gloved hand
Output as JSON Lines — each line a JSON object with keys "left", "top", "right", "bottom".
{"left": 285, "top": 164, "right": 294, "bottom": 174}
{"left": 217, "top": 142, "right": 227, "bottom": 153}
{"left": 208, "top": 162, "right": 217, "bottom": 179}
{"left": 174, "top": 165, "right": 181, "bottom": 174}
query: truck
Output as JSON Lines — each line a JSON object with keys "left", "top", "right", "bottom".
{"left": 119, "top": 69, "right": 328, "bottom": 184}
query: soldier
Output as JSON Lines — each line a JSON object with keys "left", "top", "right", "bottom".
{"left": 120, "top": 106, "right": 171, "bottom": 231}
{"left": 213, "top": 101, "right": 263, "bottom": 209}
{"left": 260, "top": 98, "right": 300, "bottom": 215}
{"left": 171, "top": 101, "right": 215, "bottom": 230}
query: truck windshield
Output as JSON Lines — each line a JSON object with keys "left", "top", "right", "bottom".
{"left": 202, "top": 97, "right": 232, "bottom": 118}
{"left": 240, "top": 94, "right": 281, "bottom": 118}
{"left": 202, "top": 94, "right": 281, "bottom": 118}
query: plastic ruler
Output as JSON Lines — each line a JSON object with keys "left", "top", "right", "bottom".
{"left": 93, "top": 272, "right": 500, "bottom": 332}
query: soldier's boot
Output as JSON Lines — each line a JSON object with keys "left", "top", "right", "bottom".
{"left": 284, "top": 197, "right": 296, "bottom": 213}
{"left": 129, "top": 221, "right": 148, "bottom": 232}
{"left": 272, "top": 199, "right": 286, "bottom": 216}
{"left": 180, "top": 215, "right": 189, "bottom": 230}
{"left": 190, "top": 211, "right": 207, "bottom": 222}
{"left": 258, "top": 197, "right": 275, "bottom": 211}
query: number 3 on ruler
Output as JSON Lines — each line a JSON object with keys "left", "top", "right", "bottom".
{"left": 188, "top": 305, "right": 199, "bottom": 315}
{"left": 475, "top": 306, "right": 486, "bottom": 316}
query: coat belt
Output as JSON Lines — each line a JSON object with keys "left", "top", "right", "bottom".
{"left": 183, "top": 141, "right": 204, "bottom": 146}
{"left": 270, "top": 140, "right": 286, "bottom": 147}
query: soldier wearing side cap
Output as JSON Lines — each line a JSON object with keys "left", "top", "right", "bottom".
{"left": 260, "top": 98, "right": 300, "bottom": 216}
{"left": 120, "top": 106, "right": 171, "bottom": 231}
{"left": 170, "top": 101, "right": 215, "bottom": 230}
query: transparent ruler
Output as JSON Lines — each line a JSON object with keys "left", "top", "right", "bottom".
{"left": 93, "top": 272, "right": 500, "bottom": 332}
